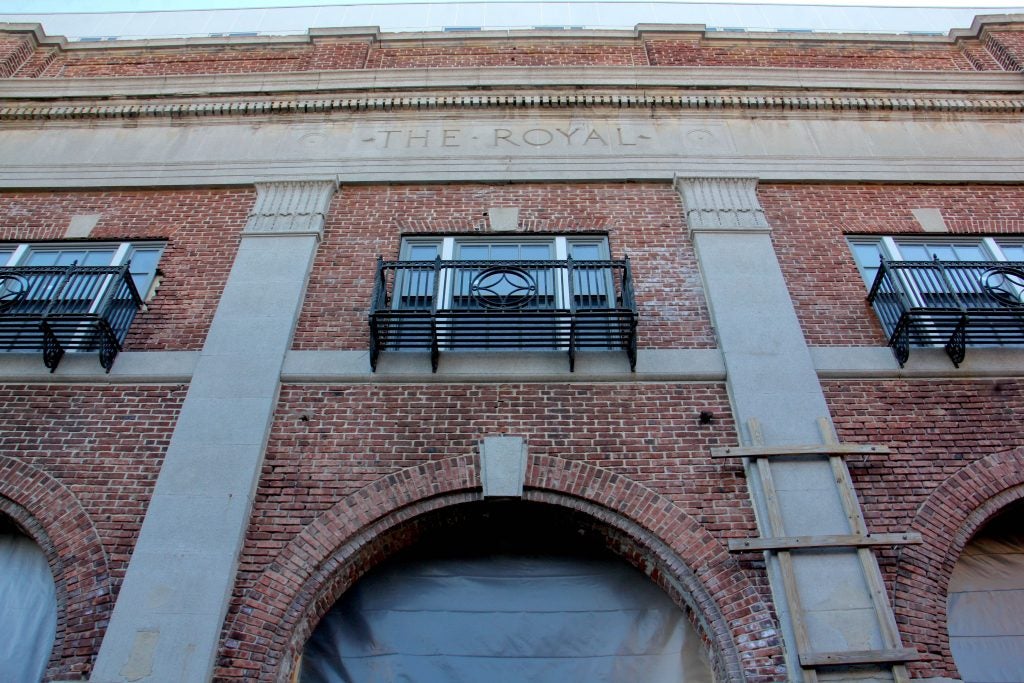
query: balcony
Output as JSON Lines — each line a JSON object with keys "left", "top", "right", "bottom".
{"left": 867, "top": 257, "right": 1024, "bottom": 366}
{"left": 369, "top": 257, "right": 637, "bottom": 372}
{"left": 0, "top": 263, "right": 143, "bottom": 371}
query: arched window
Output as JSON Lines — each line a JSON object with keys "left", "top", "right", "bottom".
{"left": 0, "top": 516, "right": 58, "bottom": 682}
{"left": 948, "top": 502, "right": 1024, "bottom": 683}
{"left": 299, "top": 504, "right": 713, "bottom": 683}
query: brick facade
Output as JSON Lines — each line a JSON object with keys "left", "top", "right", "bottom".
{"left": 293, "top": 183, "right": 716, "bottom": 351}
{"left": 1, "top": 11, "right": 1023, "bottom": 683}
{"left": 3, "top": 26, "right": 1022, "bottom": 77}
{"left": 0, "top": 189, "right": 250, "bottom": 350}
{"left": 0, "top": 385, "right": 184, "bottom": 680}
{"left": 763, "top": 184, "right": 1024, "bottom": 347}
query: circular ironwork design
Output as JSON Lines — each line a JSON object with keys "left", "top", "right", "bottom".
{"left": 470, "top": 266, "right": 538, "bottom": 310}
{"left": 981, "top": 267, "right": 1024, "bottom": 307}
{"left": 0, "top": 274, "right": 28, "bottom": 312}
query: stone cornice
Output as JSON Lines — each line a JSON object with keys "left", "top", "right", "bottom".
{"left": 1, "top": 90, "right": 1021, "bottom": 122}
{"left": 2, "top": 67, "right": 1021, "bottom": 101}
{"left": 1, "top": 66, "right": 1021, "bottom": 122}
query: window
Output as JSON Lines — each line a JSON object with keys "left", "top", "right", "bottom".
{"left": 849, "top": 236, "right": 1024, "bottom": 365}
{"left": 369, "top": 236, "right": 637, "bottom": 372}
{"left": 0, "top": 241, "right": 163, "bottom": 371}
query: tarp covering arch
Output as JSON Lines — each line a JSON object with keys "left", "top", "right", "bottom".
{"left": 947, "top": 501, "right": 1024, "bottom": 683}
{"left": 0, "top": 516, "right": 58, "bottom": 682}
{"left": 299, "top": 502, "right": 714, "bottom": 683}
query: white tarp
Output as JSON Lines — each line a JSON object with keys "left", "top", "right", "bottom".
{"left": 301, "top": 553, "right": 713, "bottom": 682}
{"left": 0, "top": 532, "right": 58, "bottom": 683}
{"left": 948, "top": 507, "right": 1024, "bottom": 683}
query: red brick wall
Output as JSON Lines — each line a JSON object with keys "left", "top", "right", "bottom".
{"left": 761, "top": 184, "right": 1024, "bottom": 346}
{"left": 22, "top": 41, "right": 369, "bottom": 77}
{"left": 0, "top": 189, "right": 251, "bottom": 351}
{"left": 219, "top": 381, "right": 784, "bottom": 681}
{"left": 825, "top": 378, "right": 1024, "bottom": 677}
{"left": 6, "top": 29, "right": 1023, "bottom": 77}
{"left": 366, "top": 41, "right": 649, "bottom": 68}
{"left": 985, "top": 29, "right": 1024, "bottom": 70}
{"left": 646, "top": 37, "right": 978, "bottom": 69}
{"left": 294, "top": 183, "right": 716, "bottom": 351}
{"left": 0, "top": 34, "right": 34, "bottom": 77}
{"left": 0, "top": 385, "right": 185, "bottom": 587}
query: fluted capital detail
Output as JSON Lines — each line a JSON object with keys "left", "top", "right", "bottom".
{"left": 674, "top": 176, "right": 770, "bottom": 233}
{"left": 244, "top": 179, "right": 337, "bottom": 236}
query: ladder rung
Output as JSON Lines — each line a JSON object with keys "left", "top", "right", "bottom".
{"left": 800, "top": 647, "right": 920, "bottom": 667}
{"left": 711, "top": 444, "right": 890, "bottom": 459}
{"left": 728, "top": 533, "right": 922, "bottom": 552}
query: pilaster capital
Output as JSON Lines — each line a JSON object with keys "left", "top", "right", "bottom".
{"left": 674, "top": 176, "right": 770, "bottom": 234}
{"left": 244, "top": 179, "right": 338, "bottom": 237}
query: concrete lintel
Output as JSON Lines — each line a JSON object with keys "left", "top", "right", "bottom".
{"left": 280, "top": 349, "right": 726, "bottom": 383}
{"left": 3, "top": 159, "right": 1024, "bottom": 189}
{"left": 0, "top": 351, "right": 197, "bottom": 383}
{"left": 810, "top": 345, "right": 1024, "bottom": 379}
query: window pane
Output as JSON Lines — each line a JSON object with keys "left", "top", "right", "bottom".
{"left": 127, "top": 247, "right": 162, "bottom": 295}
{"left": 408, "top": 244, "right": 439, "bottom": 261}
{"left": 458, "top": 245, "right": 489, "bottom": 260}
{"left": 1000, "top": 244, "right": 1024, "bottom": 262}
{"left": 25, "top": 248, "right": 116, "bottom": 267}
{"left": 0, "top": 249, "right": 14, "bottom": 266}
{"left": 519, "top": 245, "right": 551, "bottom": 260}
{"left": 488, "top": 245, "right": 518, "bottom": 260}
{"left": 850, "top": 242, "right": 883, "bottom": 285}
{"left": 898, "top": 244, "right": 931, "bottom": 261}
{"left": 951, "top": 244, "right": 986, "bottom": 261}
{"left": 569, "top": 243, "right": 601, "bottom": 260}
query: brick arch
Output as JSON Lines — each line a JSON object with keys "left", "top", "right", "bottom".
{"left": 895, "top": 448, "right": 1024, "bottom": 679}
{"left": 222, "top": 454, "right": 780, "bottom": 682}
{"left": 0, "top": 455, "right": 112, "bottom": 680}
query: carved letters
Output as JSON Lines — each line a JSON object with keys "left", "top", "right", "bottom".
{"left": 363, "top": 125, "right": 654, "bottom": 149}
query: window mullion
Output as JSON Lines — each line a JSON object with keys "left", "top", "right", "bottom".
{"left": 8, "top": 244, "right": 29, "bottom": 266}
{"left": 982, "top": 237, "right": 1006, "bottom": 262}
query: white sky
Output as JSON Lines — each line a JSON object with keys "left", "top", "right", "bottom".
{"left": 5, "top": 0, "right": 1024, "bottom": 10}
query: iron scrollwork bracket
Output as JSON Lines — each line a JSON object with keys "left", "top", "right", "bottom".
{"left": 944, "top": 317, "right": 968, "bottom": 368}
{"left": 891, "top": 325, "right": 910, "bottom": 368}
{"left": 40, "top": 322, "right": 65, "bottom": 373}
{"left": 981, "top": 266, "right": 1024, "bottom": 307}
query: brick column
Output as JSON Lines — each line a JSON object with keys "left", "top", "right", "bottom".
{"left": 678, "top": 176, "right": 904, "bottom": 683}
{"left": 90, "top": 180, "right": 336, "bottom": 683}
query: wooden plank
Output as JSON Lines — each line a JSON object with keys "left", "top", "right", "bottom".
{"left": 817, "top": 419, "right": 913, "bottom": 683}
{"left": 728, "top": 532, "right": 922, "bottom": 552}
{"left": 711, "top": 444, "right": 890, "bottom": 459}
{"left": 799, "top": 648, "right": 920, "bottom": 667}
{"left": 746, "top": 419, "right": 819, "bottom": 683}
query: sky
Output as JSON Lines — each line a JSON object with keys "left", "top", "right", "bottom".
{"left": 5, "top": 0, "right": 1024, "bottom": 10}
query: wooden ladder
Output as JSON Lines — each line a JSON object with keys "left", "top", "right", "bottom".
{"left": 712, "top": 418, "right": 920, "bottom": 682}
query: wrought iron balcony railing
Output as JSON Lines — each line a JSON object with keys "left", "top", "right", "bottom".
{"left": 866, "top": 256, "right": 1024, "bottom": 366}
{"left": 370, "top": 257, "right": 637, "bottom": 372}
{"left": 0, "top": 262, "right": 143, "bottom": 371}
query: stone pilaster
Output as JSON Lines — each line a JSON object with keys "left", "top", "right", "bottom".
{"left": 91, "top": 180, "right": 336, "bottom": 683}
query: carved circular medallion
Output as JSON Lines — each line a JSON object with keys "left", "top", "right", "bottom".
{"left": 981, "top": 267, "right": 1024, "bottom": 307}
{"left": 470, "top": 267, "right": 538, "bottom": 310}
{"left": 0, "top": 275, "right": 28, "bottom": 312}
